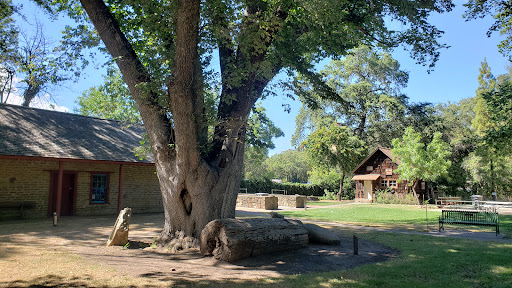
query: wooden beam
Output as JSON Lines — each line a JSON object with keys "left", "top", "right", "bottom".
{"left": 55, "top": 161, "right": 64, "bottom": 219}
{"left": 118, "top": 164, "right": 124, "bottom": 213}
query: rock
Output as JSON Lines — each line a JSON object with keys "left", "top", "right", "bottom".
{"left": 303, "top": 223, "right": 341, "bottom": 245}
{"left": 107, "top": 208, "right": 132, "bottom": 246}
{"left": 200, "top": 218, "right": 309, "bottom": 262}
{"left": 269, "top": 211, "right": 284, "bottom": 218}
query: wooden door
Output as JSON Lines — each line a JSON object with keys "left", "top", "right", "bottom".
{"left": 49, "top": 172, "right": 77, "bottom": 216}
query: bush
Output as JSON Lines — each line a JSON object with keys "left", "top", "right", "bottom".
{"left": 319, "top": 189, "right": 337, "bottom": 200}
{"left": 240, "top": 179, "right": 339, "bottom": 197}
{"left": 374, "top": 188, "right": 418, "bottom": 205}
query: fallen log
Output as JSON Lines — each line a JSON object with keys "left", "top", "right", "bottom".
{"left": 200, "top": 218, "right": 309, "bottom": 262}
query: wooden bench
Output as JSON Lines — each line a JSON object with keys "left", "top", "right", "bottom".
{"left": 0, "top": 202, "right": 36, "bottom": 219}
{"left": 439, "top": 209, "right": 499, "bottom": 235}
{"left": 436, "top": 196, "right": 462, "bottom": 207}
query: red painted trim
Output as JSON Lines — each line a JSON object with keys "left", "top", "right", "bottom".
{"left": 55, "top": 161, "right": 64, "bottom": 219}
{"left": 72, "top": 172, "right": 78, "bottom": 215}
{"left": 48, "top": 171, "right": 55, "bottom": 216}
{"left": 118, "top": 164, "right": 124, "bottom": 213}
{"left": 0, "top": 154, "right": 155, "bottom": 166}
{"left": 89, "top": 172, "right": 111, "bottom": 205}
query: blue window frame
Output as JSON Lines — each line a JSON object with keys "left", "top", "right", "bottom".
{"left": 91, "top": 174, "right": 108, "bottom": 204}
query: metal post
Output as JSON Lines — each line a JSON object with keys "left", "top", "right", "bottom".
{"left": 353, "top": 235, "right": 358, "bottom": 255}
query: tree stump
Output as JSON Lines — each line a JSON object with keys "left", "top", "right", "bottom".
{"left": 200, "top": 218, "right": 309, "bottom": 262}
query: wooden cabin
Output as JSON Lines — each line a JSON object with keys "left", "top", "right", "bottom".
{"left": 351, "top": 147, "right": 428, "bottom": 202}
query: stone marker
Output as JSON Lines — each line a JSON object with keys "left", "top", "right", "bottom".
{"left": 107, "top": 207, "right": 132, "bottom": 246}
{"left": 200, "top": 218, "right": 309, "bottom": 262}
{"left": 303, "top": 223, "right": 341, "bottom": 245}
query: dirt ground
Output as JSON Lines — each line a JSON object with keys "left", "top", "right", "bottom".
{"left": 0, "top": 212, "right": 397, "bottom": 287}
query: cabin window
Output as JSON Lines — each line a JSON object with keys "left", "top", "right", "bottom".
{"left": 366, "top": 166, "right": 373, "bottom": 171}
{"left": 381, "top": 180, "right": 397, "bottom": 189}
{"left": 385, "top": 168, "right": 393, "bottom": 176}
{"left": 421, "top": 181, "right": 426, "bottom": 190}
{"left": 91, "top": 174, "right": 109, "bottom": 204}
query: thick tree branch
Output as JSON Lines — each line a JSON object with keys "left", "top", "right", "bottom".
{"left": 167, "top": 0, "right": 202, "bottom": 170}
{"left": 79, "top": 0, "right": 174, "bottom": 163}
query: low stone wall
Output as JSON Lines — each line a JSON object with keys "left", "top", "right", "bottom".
{"left": 236, "top": 194, "right": 278, "bottom": 210}
{"left": 275, "top": 194, "right": 307, "bottom": 208}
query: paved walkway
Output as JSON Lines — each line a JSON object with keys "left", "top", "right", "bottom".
{"left": 235, "top": 205, "right": 511, "bottom": 242}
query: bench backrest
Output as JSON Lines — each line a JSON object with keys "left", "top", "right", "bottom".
{"left": 441, "top": 210, "right": 498, "bottom": 223}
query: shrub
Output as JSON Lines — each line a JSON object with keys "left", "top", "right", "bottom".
{"left": 374, "top": 188, "right": 417, "bottom": 205}
{"left": 319, "top": 189, "right": 337, "bottom": 200}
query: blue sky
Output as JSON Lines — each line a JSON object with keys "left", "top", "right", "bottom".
{"left": 12, "top": 1, "right": 510, "bottom": 155}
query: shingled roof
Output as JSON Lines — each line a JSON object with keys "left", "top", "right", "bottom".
{"left": 0, "top": 104, "right": 153, "bottom": 163}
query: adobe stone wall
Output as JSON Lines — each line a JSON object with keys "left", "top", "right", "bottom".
{"left": 0, "top": 158, "right": 162, "bottom": 219}
{"left": 0, "top": 158, "right": 55, "bottom": 219}
{"left": 274, "top": 194, "right": 307, "bottom": 208}
{"left": 236, "top": 194, "right": 278, "bottom": 210}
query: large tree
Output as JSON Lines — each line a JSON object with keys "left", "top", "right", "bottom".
{"left": 302, "top": 124, "right": 365, "bottom": 200}
{"left": 464, "top": 0, "right": 512, "bottom": 60}
{"left": 392, "top": 127, "right": 452, "bottom": 204}
{"left": 291, "top": 45, "right": 409, "bottom": 147}
{"left": 42, "top": 0, "right": 454, "bottom": 241}
{"left": 0, "top": 0, "right": 18, "bottom": 103}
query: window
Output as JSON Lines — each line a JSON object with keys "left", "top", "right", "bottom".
{"left": 91, "top": 174, "right": 109, "bottom": 204}
{"left": 381, "top": 180, "right": 397, "bottom": 189}
{"left": 366, "top": 166, "right": 373, "bottom": 171}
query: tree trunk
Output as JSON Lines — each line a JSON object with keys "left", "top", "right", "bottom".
{"left": 337, "top": 172, "right": 345, "bottom": 201}
{"left": 22, "top": 82, "right": 41, "bottom": 107}
{"left": 411, "top": 179, "right": 421, "bottom": 205}
{"left": 200, "top": 218, "right": 309, "bottom": 262}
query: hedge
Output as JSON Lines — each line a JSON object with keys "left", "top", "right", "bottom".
{"left": 240, "top": 179, "right": 340, "bottom": 197}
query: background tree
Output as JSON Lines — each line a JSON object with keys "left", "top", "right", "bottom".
{"left": 302, "top": 124, "right": 366, "bottom": 200}
{"left": 41, "top": 0, "right": 454, "bottom": 240}
{"left": 483, "top": 80, "right": 512, "bottom": 150}
{"left": 75, "top": 67, "right": 142, "bottom": 123}
{"left": 464, "top": 0, "right": 512, "bottom": 60}
{"left": 392, "top": 127, "right": 452, "bottom": 204}
{"left": 0, "top": 0, "right": 18, "bottom": 103}
{"left": 244, "top": 104, "right": 284, "bottom": 179}
{"left": 265, "top": 150, "right": 310, "bottom": 183}
{"left": 292, "top": 45, "right": 409, "bottom": 148}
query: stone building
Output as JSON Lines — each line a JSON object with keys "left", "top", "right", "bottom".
{"left": 0, "top": 104, "right": 163, "bottom": 220}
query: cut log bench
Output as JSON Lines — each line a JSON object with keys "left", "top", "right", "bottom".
{"left": 200, "top": 218, "right": 341, "bottom": 262}
{"left": 438, "top": 209, "right": 499, "bottom": 235}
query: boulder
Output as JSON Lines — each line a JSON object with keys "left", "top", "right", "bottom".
{"left": 106, "top": 208, "right": 132, "bottom": 246}
{"left": 303, "top": 223, "right": 341, "bottom": 245}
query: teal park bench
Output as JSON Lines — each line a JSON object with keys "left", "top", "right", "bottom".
{"left": 439, "top": 209, "right": 499, "bottom": 236}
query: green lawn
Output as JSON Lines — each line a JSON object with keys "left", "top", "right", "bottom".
{"left": 282, "top": 204, "right": 442, "bottom": 231}
{"left": 306, "top": 200, "right": 344, "bottom": 206}
{"left": 177, "top": 229, "right": 512, "bottom": 288}
{"left": 184, "top": 204, "right": 512, "bottom": 287}
{"left": 276, "top": 230, "right": 512, "bottom": 288}
{"left": 280, "top": 204, "right": 512, "bottom": 234}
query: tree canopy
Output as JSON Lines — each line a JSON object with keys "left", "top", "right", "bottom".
{"left": 392, "top": 126, "right": 451, "bottom": 202}
{"left": 36, "top": 0, "right": 456, "bottom": 239}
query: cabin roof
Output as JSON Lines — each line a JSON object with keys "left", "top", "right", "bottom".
{"left": 351, "top": 146, "right": 399, "bottom": 174}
